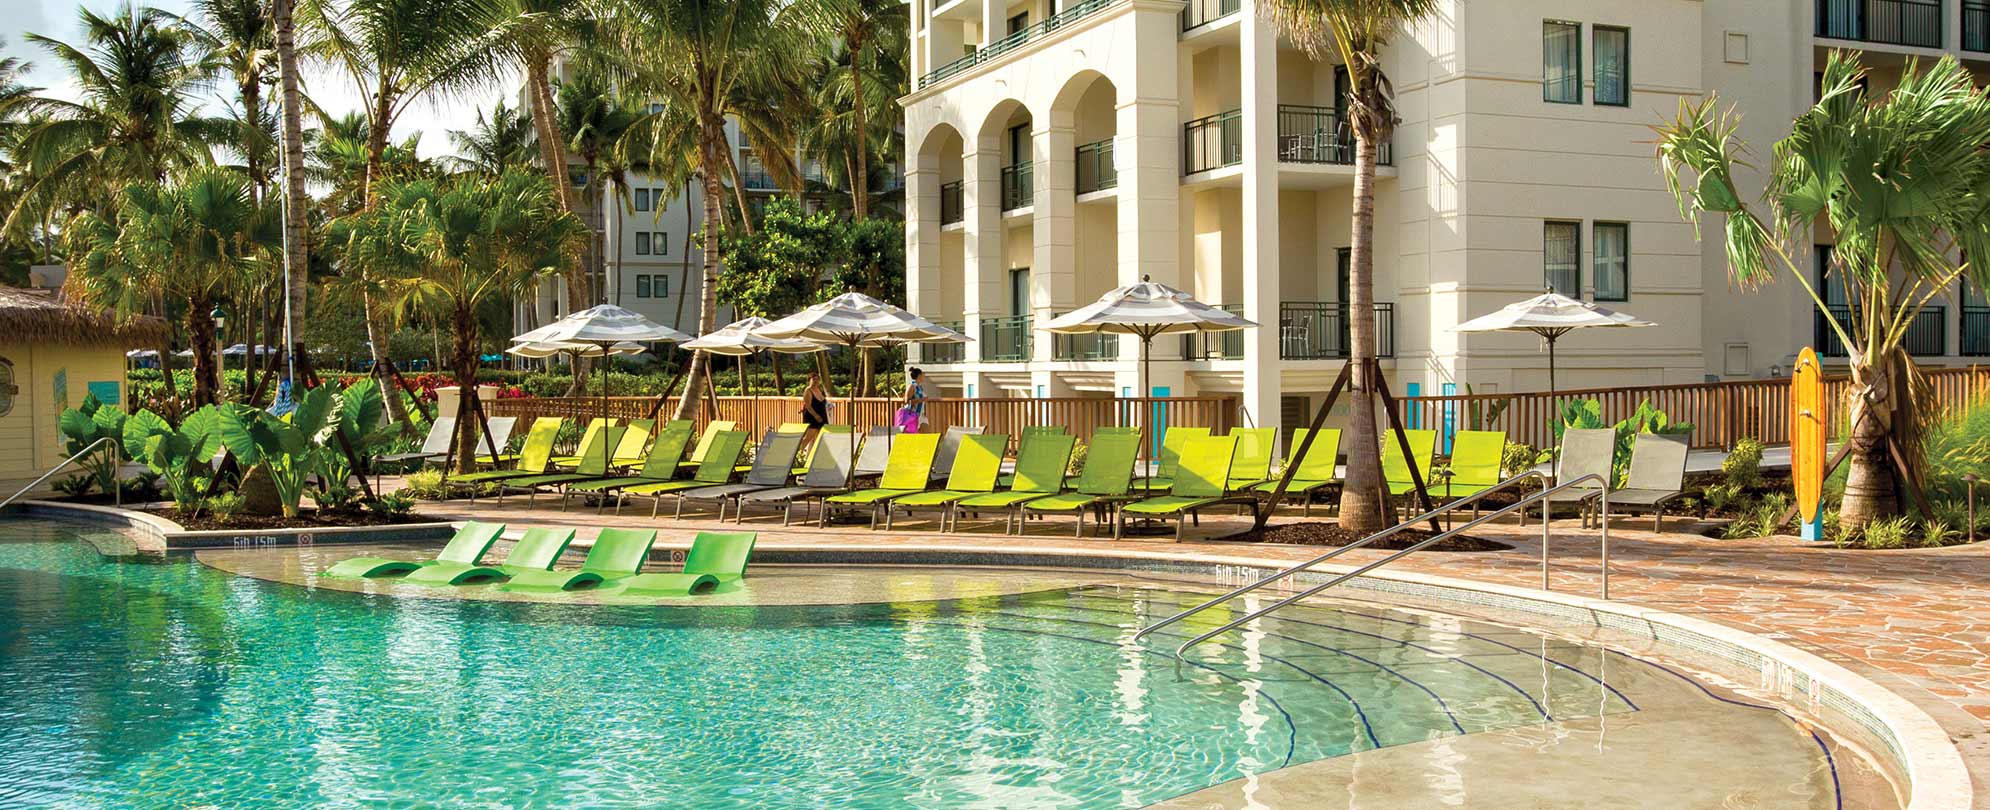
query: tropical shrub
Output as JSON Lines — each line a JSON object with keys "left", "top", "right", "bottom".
{"left": 1859, "top": 516, "right": 1914, "bottom": 550}
{"left": 123, "top": 405, "right": 225, "bottom": 512}
{"left": 1501, "top": 441, "right": 1546, "bottom": 478}
{"left": 402, "top": 469, "right": 448, "bottom": 500}
{"left": 1556, "top": 398, "right": 1695, "bottom": 485}
{"left": 56, "top": 394, "right": 127, "bottom": 495}
{"left": 204, "top": 493, "right": 246, "bottom": 521}
{"left": 1722, "top": 438, "right": 1764, "bottom": 489}
{"left": 1922, "top": 396, "right": 1990, "bottom": 502}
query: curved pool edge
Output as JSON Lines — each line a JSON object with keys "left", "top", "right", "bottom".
{"left": 9, "top": 501, "right": 1971, "bottom": 810}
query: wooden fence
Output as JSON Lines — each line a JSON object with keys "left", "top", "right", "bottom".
{"left": 1394, "top": 366, "right": 1990, "bottom": 451}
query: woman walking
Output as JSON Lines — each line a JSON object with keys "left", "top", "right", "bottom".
{"left": 896, "top": 368, "right": 929, "bottom": 433}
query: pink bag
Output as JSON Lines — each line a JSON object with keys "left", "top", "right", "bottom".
{"left": 894, "top": 407, "right": 921, "bottom": 433}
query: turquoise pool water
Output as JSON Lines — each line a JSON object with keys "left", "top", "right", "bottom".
{"left": 0, "top": 521, "right": 1845, "bottom": 808}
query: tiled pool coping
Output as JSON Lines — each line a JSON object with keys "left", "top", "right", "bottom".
{"left": 13, "top": 500, "right": 1969, "bottom": 810}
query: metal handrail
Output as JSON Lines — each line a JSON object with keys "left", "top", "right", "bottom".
{"left": 0, "top": 436, "right": 121, "bottom": 511}
{"left": 1146, "top": 473, "right": 1611, "bottom": 662}
{"left": 1133, "top": 470, "right": 1555, "bottom": 644}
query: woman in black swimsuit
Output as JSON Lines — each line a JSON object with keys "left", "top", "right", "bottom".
{"left": 800, "top": 372, "right": 829, "bottom": 430}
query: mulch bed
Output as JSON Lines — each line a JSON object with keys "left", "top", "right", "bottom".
{"left": 1231, "top": 521, "right": 1512, "bottom": 551}
{"left": 154, "top": 509, "right": 429, "bottom": 532}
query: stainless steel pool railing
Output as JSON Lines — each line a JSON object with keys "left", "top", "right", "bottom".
{"left": 0, "top": 436, "right": 121, "bottom": 511}
{"left": 1136, "top": 472, "right": 1611, "bottom": 663}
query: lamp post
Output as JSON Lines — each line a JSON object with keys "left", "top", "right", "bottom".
{"left": 211, "top": 305, "right": 227, "bottom": 403}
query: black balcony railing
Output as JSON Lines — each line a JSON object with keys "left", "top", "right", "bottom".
{"left": 981, "top": 314, "right": 1032, "bottom": 361}
{"left": 1816, "top": 0, "right": 1943, "bottom": 48}
{"left": 1962, "top": 307, "right": 1990, "bottom": 356}
{"left": 920, "top": 0, "right": 1119, "bottom": 87}
{"left": 1179, "top": 304, "right": 1246, "bottom": 359}
{"left": 1180, "top": 0, "right": 1239, "bottom": 30}
{"left": 1054, "top": 331, "right": 1118, "bottom": 361}
{"left": 1278, "top": 302, "right": 1397, "bottom": 359}
{"left": 1075, "top": 140, "right": 1117, "bottom": 194}
{"left": 939, "top": 181, "right": 964, "bottom": 225}
{"left": 1000, "top": 162, "right": 1034, "bottom": 211}
{"left": 1817, "top": 304, "right": 1946, "bottom": 357}
{"left": 1276, "top": 105, "right": 1393, "bottom": 166}
{"left": 1966, "top": 1, "right": 1990, "bottom": 51}
{"left": 920, "top": 321, "right": 967, "bottom": 363}
{"left": 1183, "top": 110, "right": 1243, "bottom": 175}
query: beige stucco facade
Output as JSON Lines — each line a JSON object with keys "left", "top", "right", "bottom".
{"left": 0, "top": 341, "right": 127, "bottom": 498}
{"left": 902, "top": 0, "right": 1990, "bottom": 431}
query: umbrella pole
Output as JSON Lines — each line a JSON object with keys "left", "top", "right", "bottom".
{"left": 1546, "top": 333, "right": 1559, "bottom": 412}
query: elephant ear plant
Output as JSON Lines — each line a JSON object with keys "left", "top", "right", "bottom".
{"left": 123, "top": 406, "right": 225, "bottom": 512}
{"left": 57, "top": 394, "right": 127, "bottom": 495}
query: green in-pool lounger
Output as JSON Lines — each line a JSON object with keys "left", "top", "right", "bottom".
{"left": 1133, "top": 426, "right": 1209, "bottom": 493}
{"left": 821, "top": 432, "right": 941, "bottom": 529}
{"left": 400, "top": 526, "right": 578, "bottom": 586}
{"left": 620, "top": 430, "right": 752, "bottom": 517}
{"left": 1383, "top": 428, "right": 1440, "bottom": 498}
{"left": 613, "top": 531, "right": 758, "bottom": 596}
{"left": 497, "top": 527, "right": 659, "bottom": 592}
{"left": 563, "top": 420, "right": 695, "bottom": 506}
{"left": 956, "top": 432, "right": 1076, "bottom": 534}
{"left": 323, "top": 521, "right": 507, "bottom": 579}
{"left": 1251, "top": 427, "right": 1343, "bottom": 515}
{"left": 886, "top": 433, "right": 1009, "bottom": 530}
{"left": 492, "top": 424, "right": 628, "bottom": 504}
{"left": 1120, "top": 435, "right": 1246, "bottom": 540}
{"left": 448, "top": 417, "right": 566, "bottom": 497}
{"left": 1020, "top": 430, "right": 1141, "bottom": 537}
{"left": 1224, "top": 427, "right": 1278, "bottom": 490}
{"left": 671, "top": 429, "right": 807, "bottom": 520}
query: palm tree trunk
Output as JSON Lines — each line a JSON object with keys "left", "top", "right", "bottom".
{"left": 1336, "top": 86, "right": 1386, "bottom": 533}
{"left": 450, "top": 307, "right": 482, "bottom": 474}
{"left": 275, "top": 0, "right": 310, "bottom": 383}
{"left": 1840, "top": 361, "right": 1900, "bottom": 528}
{"left": 525, "top": 51, "right": 593, "bottom": 390}
{"left": 722, "top": 148, "right": 756, "bottom": 235}
{"left": 188, "top": 293, "right": 220, "bottom": 407}
{"left": 849, "top": 28, "right": 869, "bottom": 220}
{"left": 361, "top": 85, "right": 412, "bottom": 425}
{"left": 672, "top": 113, "right": 729, "bottom": 422}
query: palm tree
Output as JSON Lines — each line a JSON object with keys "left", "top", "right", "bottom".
{"left": 306, "top": 112, "right": 425, "bottom": 216}
{"left": 1657, "top": 53, "right": 1990, "bottom": 529}
{"left": 1259, "top": 0, "right": 1437, "bottom": 533}
{"left": 797, "top": 0, "right": 904, "bottom": 220}
{"left": 331, "top": 170, "right": 586, "bottom": 471}
{"left": 189, "top": 0, "right": 275, "bottom": 198}
{"left": 69, "top": 167, "right": 280, "bottom": 406}
{"left": 599, "top": 0, "right": 810, "bottom": 419}
{"left": 555, "top": 68, "right": 643, "bottom": 300}
{"left": 498, "top": 0, "right": 594, "bottom": 310}
{"left": 447, "top": 100, "right": 536, "bottom": 177}
{"left": 271, "top": 0, "right": 312, "bottom": 374}
{"left": 300, "top": 0, "right": 510, "bottom": 424}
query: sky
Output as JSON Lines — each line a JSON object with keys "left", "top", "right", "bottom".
{"left": 2, "top": 0, "right": 520, "bottom": 158}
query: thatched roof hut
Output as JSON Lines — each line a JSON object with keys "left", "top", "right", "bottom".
{"left": 0, "top": 285, "right": 168, "bottom": 347}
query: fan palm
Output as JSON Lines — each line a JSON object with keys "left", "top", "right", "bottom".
{"left": 556, "top": 69, "right": 644, "bottom": 295}
{"left": 796, "top": 0, "right": 905, "bottom": 220}
{"left": 189, "top": 0, "right": 276, "bottom": 198}
{"left": 330, "top": 170, "right": 586, "bottom": 471}
{"left": 447, "top": 100, "right": 536, "bottom": 177}
{"left": 1657, "top": 53, "right": 1990, "bottom": 528}
{"left": 1257, "top": 0, "right": 1438, "bottom": 532}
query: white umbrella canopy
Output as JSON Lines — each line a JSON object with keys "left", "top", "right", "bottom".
{"left": 759, "top": 292, "right": 969, "bottom": 454}
{"left": 1452, "top": 291, "right": 1655, "bottom": 402}
{"left": 685, "top": 317, "right": 825, "bottom": 356}
{"left": 512, "top": 304, "right": 694, "bottom": 345}
{"left": 1041, "top": 276, "right": 1257, "bottom": 403}
{"left": 505, "top": 340, "right": 648, "bottom": 359}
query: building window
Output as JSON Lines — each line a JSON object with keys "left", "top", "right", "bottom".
{"left": 634, "top": 188, "right": 651, "bottom": 212}
{"left": 1544, "top": 21, "right": 1583, "bottom": 104}
{"left": 1594, "top": 26, "right": 1630, "bottom": 107}
{"left": 656, "top": 274, "right": 668, "bottom": 298}
{"left": 636, "top": 275, "right": 652, "bottom": 298}
{"left": 1006, "top": 11, "right": 1028, "bottom": 35}
{"left": 635, "top": 232, "right": 651, "bottom": 255}
{"left": 653, "top": 232, "right": 668, "bottom": 256}
{"left": 1594, "top": 222, "right": 1629, "bottom": 301}
{"left": 1545, "top": 221, "right": 1581, "bottom": 296}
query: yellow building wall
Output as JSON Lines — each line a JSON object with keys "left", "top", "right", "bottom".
{"left": 0, "top": 341, "right": 128, "bottom": 498}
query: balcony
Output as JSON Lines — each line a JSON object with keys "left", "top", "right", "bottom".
{"left": 1180, "top": 0, "right": 1238, "bottom": 31}
{"left": 1276, "top": 105, "right": 1392, "bottom": 166}
{"left": 1816, "top": 0, "right": 1942, "bottom": 49}
{"left": 1075, "top": 140, "right": 1117, "bottom": 194}
{"left": 1054, "top": 331, "right": 1118, "bottom": 361}
{"left": 940, "top": 181, "right": 963, "bottom": 225}
{"left": 920, "top": 322, "right": 967, "bottom": 363}
{"left": 1963, "top": 307, "right": 1990, "bottom": 356}
{"left": 981, "top": 314, "right": 1032, "bottom": 361}
{"left": 1000, "top": 162, "right": 1034, "bottom": 211}
{"left": 1279, "top": 302, "right": 1397, "bottom": 359}
{"left": 1180, "top": 304, "right": 1246, "bottom": 359}
{"left": 1966, "top": 1, "right": 1990, "bottom": 51}
{"left": 1183, "top": 110, "right": 1242, "bottom": 175}
{"left": 1817, "top": 304, "right": 1946, "bottom": 357}
{"left": 919, "top": 0, "right": 1120, "bottom": 88}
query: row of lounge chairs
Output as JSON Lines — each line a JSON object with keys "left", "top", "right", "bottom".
{"left": 325, "top": 521, "right": 757, "bottom": 595}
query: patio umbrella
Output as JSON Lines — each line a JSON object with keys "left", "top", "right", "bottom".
{"left": 758, "top": 292, "right": 970, "bottom": 454}
{"left": 510, "top": 305, "right": 693, "bottom": 430}
{"left": 1041, "top": 277, "right": 1256, "bottom": 461}
{"left": 1451, "top": 290, "right": 1654, "bottom": 406}
{"left": 504, "top": 340, "right": 648, "bottom": 359}
{"left": 683, "top": 317, "right": 823, "bottom": 428}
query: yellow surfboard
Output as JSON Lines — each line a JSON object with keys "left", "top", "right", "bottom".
{"left": 1791, "top": 348, "right": 1826, "bottom": 540}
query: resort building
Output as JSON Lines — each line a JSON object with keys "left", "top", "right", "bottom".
{"left": 0, "top": 288, "right": 160, "bottom": 496}
{"left": 900, "top": 0, "right": 1990, "bottom": 430}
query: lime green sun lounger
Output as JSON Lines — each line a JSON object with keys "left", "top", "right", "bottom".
{"left": 1441, "top": 430, "right": 1507, "bottom": 501}
{"left": 887, "top": 433, "right": 1009, "bottom": 530}
{"left": 1224, "top": 427, "right": 1278, "bottom": 490}
{"left": 494, "top": 424, "right": 628, "bottom": 503}
{"left": 957, "top": 432, "right": 1076, "bottom": 534}
{"left": 324, "top": 521, "right": 507, "bottom": 579}
{"left": 608, "top": 418, "right": 656, "bottom": 467}
{"left": 546, "top": 418, "right": 616, "bottom": 469}
{"left": 1251, "top": 427, "right": 1343, "bottom": 515}
{"left": 995, "top": 427, "right": 1069, "bottom": 487}
{"left": 677, "top": 420, "right": 740, "bottom": 473}
{"left": 620, "top": 430, "right": 751, "bottom": 517}
{"left": 448, "top": 418, "right": 566, "bottom": 496}
{"left": 400, "top": 526, "right": 578, "bottom": 586}
{"left": 1121, "top": 435, "right": 1245, "bottom": 540}
{"left": 1134, "top": 426, "right": 1209, "bottom": 493}
{"left": 822, "top": 432, "right": 942, "bottom": 529}
{"left": 1383, "top": 428, "right": 1440, "bottom": 497}
{"left": 563, "top": 420, "right": 694, "bottom": 502}
{"left": 1021, "top": 429, "right": 1140, "bottom": 537}
{"left": 613, "top": 531, "right": 758, "bottom": 596}
{"left": 497, "top": 527, "right": 660, "bottom": 592}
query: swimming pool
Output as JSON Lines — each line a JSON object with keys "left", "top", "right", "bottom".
{"left": 0, "top": 520, "right": 1874, "bottom": 808}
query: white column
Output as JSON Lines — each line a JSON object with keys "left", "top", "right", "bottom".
{"left": 905, "top": 156, "right": 942, "bottom": 364}
{"left": 1033, "top": 110, "right": 1076, "bottom": 365}
{"left": 1115, "top": 5, "right": 1184, "bottom": 397}
{"left": 1240, "top": 8, "right": 1282, "bottom": 433}
{"left": 963, "top": 140, "right": 1004, "bottom": 367}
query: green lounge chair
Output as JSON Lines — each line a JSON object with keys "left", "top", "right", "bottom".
{"left": 671, "top": 429, "right": 807, "bottom": 520}
{"left": 1224, "top": 427, "right": 1278, "bottom": 490}
{"left": 563, "top": 420, "right": 695, "bottom": 506}
{"left": 887, "top": 433, "right": 1010, "bottom": 530}
{"left": 1250, "top": 427, "right": 1343, "bottom": 516}
{"left": 608, "top": 418, "right": 656, "bottom": 468}
{"left": 323, "top": 521, "right": 507, "bottom": 579}
{"left": 493, "top": 424, "right": 628, "bottom": 504}
{"left": 620, "top": 430, "right": 752, "bottom": 517}
{"left": 736, "top": 432, "right": 860, "bottom": 525}
{"left": 822, "top": 432, "right": 942, "bottom": 528}
{"left": 1383, "top": 429, "right": 1440, "bottom": 497}
{"left": 1134, "top": 426, "right": 1209, "bottom": 493}
{"left": 678, "top": 420, "right": 740, "bottom": 473}
{"left": 400, "top": 526, "right": 578, "bottom": 586}
{"left": 1585, "top": 432, "right": 1689, "bottom": 530}
{"left": 1121, "top": 435, "right": 1245, "bottom": 540}
{"left": 546, "top": 418, "right": 616, "bottom": 469}
{"left": 957, "top": 432, "right": 1076, "bottom": 534}
{"left": 448, "top": 418, "right": 567, "bottom": 497}
{"left": 926, "top": 425, "right": 986, "bottom": 483}
{"left": 994, "top": 428, "right": 1067, "bottom": 487}
{"left": 1439, "top": 430, "right": 1508, "bottom": 512}
{"left": 614, "top": 531, "right": 758, "bottom": 596}
{"left": 1020, "top": 430, "right": 1141, "bottom": 537}
{"left": 498, "top": 528, "right": 659, "bottom": 592}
